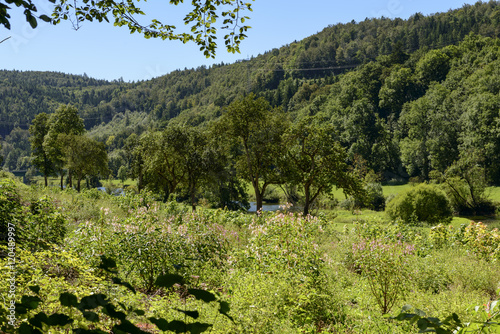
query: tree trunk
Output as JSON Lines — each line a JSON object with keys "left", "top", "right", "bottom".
{"left": 163, "top": 184, "right": 170, "bottom": 202}
{"left": 138, "top": 170, "right": 143, "bottom": 192}
{"left": 60, "top": 171, "right": 64, "bottom": 190}
{"left": 190, "top": 187, "right": 196, "bottom": 212}
{"left": 77, "top": 177, "right": 81, "bottom": 192}
{"left": 255, "top": 189, "right": 263, "bottom": 213}
{"left": 44, "top": 175, "right": 48, "bottom": 187}
{"left": 303, "top": 185, "right": 311, "bottom": 216}
{"left": 68, "top": 170, "right": 73, "bottom": 189}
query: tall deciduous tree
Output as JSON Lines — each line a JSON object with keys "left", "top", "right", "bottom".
{"left": 162, "top": 124, "right": 213, "bottom": 211}
{"left": 220, "top": 93, "right": 288, "bottom": 212}
{"left": 140, "top": 124, "right": 217, "bottom": 210}
{"left": 140, "top": 130, "right": 185, "bottom": 201}
{"left": 123, "top": 133, "right": 145, "bottom": 192}
{"left": 398, "top": 82, "right": 459, "bottom": 179}
{"left": 176, "top": 126, "right": 217, "bottom": 211}
{"left": 44, "top": 104, "right": 85, "bottom": 189}
{"left": 60, "top": 134, "right": 109, "bottom": 192}
{"left": 284, "top": 116, "right": 364, "bottom": 215}
{"left": 29, "top": 112, "right": 55, "bottom": 187}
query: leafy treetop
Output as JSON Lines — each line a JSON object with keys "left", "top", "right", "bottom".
{"left": 1, "top": 0, "right": 253, "bottom": 57}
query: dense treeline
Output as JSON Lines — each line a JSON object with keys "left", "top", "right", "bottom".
{"left": 1, "top": 1, "right": 500, "bottom": 192}
{"left": 300, "top": 33, "right": 500, "bottom": 184}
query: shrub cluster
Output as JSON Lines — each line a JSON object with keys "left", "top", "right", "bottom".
{"left": 386, "top": 183, "right": 452, "bottom": 225}
{"left": 0, "top": 179, "right": 68, "bottom": 251}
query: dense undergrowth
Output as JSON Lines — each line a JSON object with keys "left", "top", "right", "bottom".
{"left": 1, "top": 177, "right": 499, "bottom": 333}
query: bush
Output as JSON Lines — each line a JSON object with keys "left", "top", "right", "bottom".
{"left": 351, "top": 238, "right": 415, "bottom": 314}
{"left": 442, "top": 176, "right": 496, "bottom": 216}
{"left": 0, "top": 179, "right": 24, "bottom": 247}
{"left": 25, "top": 195, "right": 67, "bottom": 250}
{"left": 356, "top": 182, "right": 386, "bottom": 211}
{"left": 69, "top": 206, "right": 230, "bottom": 292}
{"left": 386, "top": 183, "right": 452, "bottom": 225}
{"left": 229, "top": 212, "right": 343, "bottom": 331}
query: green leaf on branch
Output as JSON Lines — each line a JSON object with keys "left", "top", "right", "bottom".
{"left": 174, "top": 309, "right": 199, "bottom": 319}
{"left": 154, "top": 273, "right": 184, "bottom": 288}
{"left": 47, "top": 313, "right": 74, "bottom": 326}
{"left": 188, "top": 289, "right": 216, "bottom": 302}
{"left": 59, "top": 292, "right": 79, "bottom": 307}
{"left": 39, "top": 14, "right": 51, "bottom": 22}
{"left": 148, "top": 318, "right": 188, "bottom": 332}
{"left": 81, "top": 311, "right": 100, "bottom": 322}
{"left": 21, "top": 295, "right": 42, "bottom": 310}
{"left": 28, "top": 285, "right": 40, "bottom": 294}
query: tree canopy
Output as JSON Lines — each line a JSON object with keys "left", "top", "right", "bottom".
{"left": 284, "top": 116, "right": 364, "bottom": 215}
{"left": 0, "top": 0, "right": 253, "bottom": 57}
{"left": 219, "top": 93, "right": 289, "bottom": 212}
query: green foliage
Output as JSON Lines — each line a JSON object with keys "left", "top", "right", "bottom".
{"left": 0, "top": 178, "right": 68, "bottom": 250}
{"left": 117, "top": 165, "right": 128, "bottom": 183}
{"left": 415, "top": 49, "right": 451, "bottom": 86}
{"left": 392, "top": 300, "right": 500, "bottom": 334}
{"left": 201, "top": 173, "right": 250, "bottom": 211}
{"left": 284, "top": 116, "right": 364, "bottom": 215}
{"left": 42, "top": 104, "right": 87, "bottom": 189}
{"left": 52, "top": 0, "right": 252, "bottom": 57}
{"left": 68, "top": 205, "right": 231, "bottom": 292}
{"left": 351, "top": 238, "right": 415, "bottom": 314}
{"left": 219, "top": 93, "right": 289, "bottom": 212}
{"left": 29, "top": 113, "right": 55, "bottom": 186}
{"left": 386, "top": 184, "right": 452, "bottom": 225}
{"left": 1, "top": 255, "right": 232, "bottom": 333}
{"left": 24, "top": 196, "right": 67, "bottom": 251}
{"left": 357, "top": 182, "right": 386, "bottom": 211}
{"left": 3, "top": 7, "right": 500, "bottom": 186}
{"left": 0, "top": 179, "right": 24, "bottom": 246}
{"left": 438, "top": 154, "right": 497, "bottom": 215}
{"left": 139, "top": 124, "right": 217, "bottom": 206}
{"left": 1, "top": 0, "right": 252, "bottom": 57}
{"left": 461, "top": 222, "right": 500, "bottom": 262}
{"left": 2, "top": 178, "right": 500, "bottom": 333}
{"left": 227, "top": 212, "right": 344, "bottom": 331}
{"left": 60, "top": 134, "right": 110, "bottom": 191}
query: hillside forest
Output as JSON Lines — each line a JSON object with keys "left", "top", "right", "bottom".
{"left": 1, "top": 1, "right": 500, "bottom": 333}
{"left": 1, "top": 2, "right": 500, "bottom": 201}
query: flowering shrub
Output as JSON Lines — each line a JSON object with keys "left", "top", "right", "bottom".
{"left": 68, "top": 205, "right": 232, "bottom": 291}
{"left": 25, "top": 196, "right": 67, "bottom": 251}
{"left": 429, "top": 223, "right": 454, "bottom": 249}
{"left": 233, "top": 212, "right": 338, "bottom": 330}
{"left": 245, "top": 211, "right": 324, "bottom": 275}
{"left": 462, "top": 222, "right": 500, "bottom": 261}
{"left": 351, "top": 238, "right": 415, "bottom": 314}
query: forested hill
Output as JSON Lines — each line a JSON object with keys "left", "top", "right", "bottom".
{"left": 0, "top": 71, "right": 129, "bottom": 136}
{"left": 1, "top": 1, "right": 500, "bottom": 178}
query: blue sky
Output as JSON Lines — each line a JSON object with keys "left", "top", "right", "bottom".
{"left": 1, "top": 0, "right": 481, "bottom": 82}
